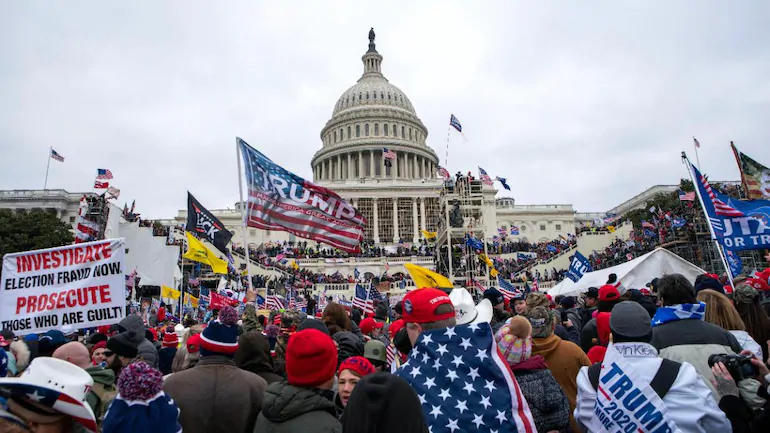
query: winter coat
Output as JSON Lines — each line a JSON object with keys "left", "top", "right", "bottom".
{"left": 118, "top": 315, "right": 158, "bottom": 368}
{"left": 158, "top": 347, "right": 177, "bottom": 376}
{"left": 561, "top": 307, "right": 582, "bottom": 331}
{"left": 349, "top": 321, "right": 365, "bottom": 341}
{"left": 253, "top": 381, "right": 342, "bottom": 433}
{"left": 83, "top": 365, "right": 116, "bottom": 429}
{"left": 333, "top": 331, "right": 364, "bottom": 366}
{"left": 242, "top": 305, "right": 263, "bottom": 334}
{"left": 578, "top": 307, "right": 596, "bottom": 332}
{"left": 554, "top": 323, "right": 580, "bottom": 346}
{"left": 164, "top": 355, "right": 268, "bottom": 433}
{"left": 510, "top": 356, "right": 570, "bottom": 433}
{"left": 580, "top": 317, "right": 598, "bottom": 354}
{"left": 730, "top": 330, "right": 763, "bottom": 359}
{"left": 575, "top": 342, "right": 731, "bottom": 433}
{"left": 235, "top": 331, "right": 283, "bottom": 385}
{"left": 531, "top": 333, "right": 591, "bottom": 432}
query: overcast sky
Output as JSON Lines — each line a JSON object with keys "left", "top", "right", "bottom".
{"left": 2, "top": 1, "right": 769, "bottom": 219}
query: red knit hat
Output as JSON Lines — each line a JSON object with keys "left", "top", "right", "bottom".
{"left": 286, "top": 329, "right": 338, "bottom": 387}
{"left": 359, "top": 318, "right": 383, "bottom": 335}
{"left": 587, "top": 345, "right": 607, "bottom": 364}
{"left": 186, "top": 334, "right": 202, "bottom": 353}
{"left": 162, "top": 331, "right": 179, "bottom": 348}
{"left": 90, "top": 341, "right": 107, "bottom": 356}
{"left": 402, "top": 288, "right": 454, "bottom": 324}
{"left": 337, "top": 356, "right": 375, "bottom": 378}
{"left": 598, "top": 284, "right": 620, "bottom": 302}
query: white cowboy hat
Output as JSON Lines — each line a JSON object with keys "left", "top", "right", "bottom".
{"left": 0, "top": 357, "right": 97, "bottom": 433}
{"left": 449, "top": 288, "right": 493, "bottom": 325}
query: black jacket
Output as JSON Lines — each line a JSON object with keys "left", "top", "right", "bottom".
{"left": 235, "top": 331, "right": 284, "bottom": 384}
{"left": 253, "top": 382, "right": 342, "bottom": 433}
{"left": 341, "top": 372, "right": 428, "bottom": 433}
{"left": 580, "top": 318, "right": 598, "bottom": 354}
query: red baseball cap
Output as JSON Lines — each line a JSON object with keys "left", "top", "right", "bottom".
{"left": 389, "top": 319, "right": 405, "bottom": 337}
{"left": 359, "top": 318, "right": 383, "bottom": 335}
{"left": 402, "top": 288, "right": 454, "bottom": 324}
{"left": 598, "top": 284, "right": 620, "bottom": 302}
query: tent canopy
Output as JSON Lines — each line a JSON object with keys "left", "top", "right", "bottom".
{"left": 547, "top": 248, "right": 706, "bottom": 297}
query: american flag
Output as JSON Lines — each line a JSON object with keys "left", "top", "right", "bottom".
{"left": 693, "top": 136, "right": 701, "bottom": 149}
{"left": 678, "top": 190, "right": 696, "bottom": 201}
{"left": 449, "top": 114, "right": 463, "bottom": 133}
{"left": 50, "top": 149, "right": 65, "bottom": 162}
{"left": 266, "top": 294, "right": 285, "bottom": 311}
{"left": 471, "top": 279, "right": 487, "bottom": 297}
{"left": 395, "top": 323, "right": 536, "bottom": 433}
{"left": 694, "top": 164, "right": 745, "bottom": 217}
{"left": 386, "top": 342, "right": 397, "bottom": 366}
{"left": 497, "top": 227, "right": 506, "bottom": 235}
{"left": 383, "top": 147, "right": 397, "bottom": 160}
{"left": 438, "top": 166, "right": 450, "bottom": 180}
{"left": 510, "top": 226, "right": 520, "bottom": 236}
{"left": 96, "top": 168, "right": 113, "bottom": 180}
{"left": 478, "top": 167, "right": 494, "bottom": 186}
{"left": 532, "top": 276, "right": 539, "bottom": 292}
{"left": 352, "top": 284, "right": 380, "bottom": 314}
{"left": 497, "top": 276, "right": 524, "bottom": 300}
{"left": 641, "top": 220, "right": 656, "bottom": 230}
{"left": 238, "top": 138, "right": 365, "bottom": 253}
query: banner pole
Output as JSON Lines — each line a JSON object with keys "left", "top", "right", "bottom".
{"left": 44, "top": 147, "right": 52, "bottom": 190}
{"left": 444, "top": 125, "right": 452, "bottom": 169}
{"left": 236, "top": 137, "right": 255, "bottom": 293}
{"left": 681, "top": 152, "right": 735, "bottom": 288}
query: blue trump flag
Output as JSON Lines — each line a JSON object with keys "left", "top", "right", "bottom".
{"left": 689, "top": 160, "right": 770, "bottom": 251}
{"left": 566, "top": 251, "right": 592, "bottom": 282}
{"left": 396, "top": 323, "right": 536, "bottom": 432}
{"left": 725, "top": 248, "right": 743, "bottom": 279}
{"left": 465, "top": 235, "right": 484, "bottom": 251}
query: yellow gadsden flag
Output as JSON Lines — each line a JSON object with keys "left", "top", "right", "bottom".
{"left": 421, "top": 230, "right": 437, "bottom": 240}
{"left": 161, "top": 285, "right": 181, "bottom": 300}
{"left": 404, "top": 263, "right": 453, "bottom": 289}
{"left": 184, "top": 232, "right": 228, "bottom": 274}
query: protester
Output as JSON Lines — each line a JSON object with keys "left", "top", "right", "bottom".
{"left": 7, "top": 338, "right": 30, "bottom": 377}
{"left": 359, "top": 317, "right": 387, "bottom": 345}
{"left": 164, "top": 306, "right": 267, "bottom": 433}
{"left": 0, "top": 357, "right": 98, "bottom": 433}
{"left": 650, "top": 273, "right": 745, "bottom": 401}
{"left": 527, "top": 292, "right": 580, "bottom": 344}
{"left": 158, "top": 326, "right": 178, "bottom": 376}
{"left": 170, "top": 333, "right": 201, "bottom": 375}
{"left": 106, "top": 331, "right": 140, "bottom": 377}
{"left": 578, "top": 287, "right": 599, "bottom": 326}
{"left": 322, "top": 303, "right": 352, "bottom": 336}
{"left": 558, "top": 296, "right": 582, "bottom": 331}
{"left": 528, "top": 305, "right": 590, "bottom": 431}
{"left": 118, "top": 315, "right": 159, "bottom": 368}
{"left": 575, "top": 301, "right": 732, "bottom": 432}
{"left": 335, "top": 356, "right": 375, "bottom": 416}
{"left": 362, "top": 340, "right": 388, "bottom": 372}
{"left": 273, "top": 310, "right": 301, "bottom": 376}
{"left": 96, "top": 362, "right": 180, "bottom": 433}
{"left": 341, "top": 372, "right": 429, "bottom": 433}
{"left": 734, "top": 283, "right": 770, "bottom": 362}
{"left": 580, "top": 283, "right": 621, "bottom": 353}
{"left": 90, "top": 341, "right": 108, "bottom": 366}
{"left": 241, "top": 304, "right": 263, "bottom": 334}
{"left": 254, "top": 328, "right": 342, "bottom": 432}
{"left": 710, "top": 353, "right": 770, "bottom": 431}
{"left": 38, "top": 329, "right": 67, "bottom": 357}
{"left": 53, "top": 342, "right": 118, "bottom": 427}
{"left": 483, "top": 287, "right": 511, "bottom": 328}
{"left": 495, "top": 316, "right": 570, "bottom": 432}
{"left": 235, "top": 331, "right": 283, "bottom": 385}
{"left": 697, "top": 288, "right": 763, "bottom": 358}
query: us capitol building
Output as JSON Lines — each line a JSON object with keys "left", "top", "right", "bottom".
{"left": 2, "top": 30, "right": 641, "bottom": 251}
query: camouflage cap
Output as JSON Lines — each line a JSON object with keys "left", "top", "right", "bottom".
{"left": 528, "top": 306, "right": 554, "bottom": 338}
{"left": 733, "top": 284, "right": 758, "bottom": 304}
{"left": 281, "top": 310, "right": 301, "bottom": 329}
{"left": 526, "top": 293, "right": 550, "bottom": 311}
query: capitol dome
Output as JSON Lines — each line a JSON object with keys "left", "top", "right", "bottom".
{"left": 311, "top": 29, "right": 439, "bottom": 184}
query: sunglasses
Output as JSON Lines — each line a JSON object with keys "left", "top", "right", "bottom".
{"left": 103, "top": 350, "right": 114, "bottom": 357}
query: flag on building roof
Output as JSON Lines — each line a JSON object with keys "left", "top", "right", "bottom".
{"left": 678, "top": 190, "right": 696, "bottom": 202}
{"left": 106, "top": 186, "right": 120, "bottom": 200}
{"left": 395, "top": 323, "right": 536, "bottom": 433}
{"left": 495, "top": 176, "right": 511, "bottom": 191}
{"left": 478, "top": 167, "right": 493, "bottom": 186}
{"left": 50, "top": 149, "right": 65, "bottom": 162}
{"left": 498, "top": 276, "right": 524, "bottom": 300}
{"left": 96, "top": 168, "right": 113, "bottom": 180}
{"left": 438, "top": 166, "right": 450, "bottom": 180}
{"left": 93, "top": 181, "right": 109, "bottom": 189}
{"left": 238, "top": 138, "right": 365, "bottom": 253}
{"left": 731, "top": 142, "right": 770, "bottom": 200}
{"left": 693, "top": 136, "right": 701, "bottom": 149}
{"left": 383, "top": 147, "right": 397, "bottom": 160}
{"left": 449, "top": 114, "right": 463, "bottom": 133}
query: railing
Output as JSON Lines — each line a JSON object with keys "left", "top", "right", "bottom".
{"left": 295, "top": 255, "right": 432, "bottom": 267}
{"left": 232, "top": 251, "right": 290, "bottom": 277}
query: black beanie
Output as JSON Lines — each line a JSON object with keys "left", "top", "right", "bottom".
{"left": 107, "top": 331, "right": 139, "bottom": 358}
{"left": 297, "top": 319, "right": 330, "bottom": 335}
{"left": 88, "top": 332, "right": 108, "bottom": 345}
{"left": 342, "top": 372, "right": 428, "bottom": 432}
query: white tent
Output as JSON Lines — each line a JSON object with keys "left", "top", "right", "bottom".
{"left": 547, "top": 248, "right": 705, "bottom": 297}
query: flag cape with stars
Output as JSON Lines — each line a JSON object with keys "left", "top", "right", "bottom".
{"left": 395, "top": 323, "right": 536, "bottom": 433}
{"left": 238, "top": 137, "right": 365, "bottom": 253}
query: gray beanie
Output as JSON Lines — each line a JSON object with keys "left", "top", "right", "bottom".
{"left": 609, "top": 301, "right": 652, "bottom": 342}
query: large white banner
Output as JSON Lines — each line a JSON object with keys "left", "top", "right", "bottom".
{"left": 1, "top": 239, "right": 126, "bottom": 335}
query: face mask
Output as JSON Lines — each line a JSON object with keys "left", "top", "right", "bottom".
{"left": 393, "top": 327, "right": 412, "bottom": 355}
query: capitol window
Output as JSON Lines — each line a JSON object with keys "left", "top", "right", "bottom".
{"left": 409, "top": 128, "right": 413, "bottom": 140}
{"left": 359, "top": 92, "right": 362, "bottom": 101}
{"left": 384, "top": 124, "right": 389, "bottom": 136}
{"left": 388, "top": 93, "right": 391, "bottom": 101}
{"left": 556, "top": 224, "right": 562, "bottom": 230}
{"left": 539, "top": 224, "right": 546, "bottom": 231}
{"left": 373, "top": 92, "right": 376, "bottom": 100}
{"left": 356, "top": 125, "right": 360, "bottom": 137}
{"left": 366, "top": 92, "right": 369, "bottom": 100}
{"left": 374, "top": 124, "right": 379, "bottom": 135}
{"left": 401, "top": 126, "right": 405, "bottom": 138}
{"left": 333, "top": 131, "right": 337, "bottom": 142}
{"left": 339, "top": 128, "right": 343, "bottom": 140}
{"left": 348, "top": 126, "right": 351, "bottom": 138}
{"left": 365, "top": 124, "right": 370, "bottom": 136}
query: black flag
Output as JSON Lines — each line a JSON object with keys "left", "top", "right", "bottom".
{"left": 186, "top": 192, "right": 233, "bottom": 253}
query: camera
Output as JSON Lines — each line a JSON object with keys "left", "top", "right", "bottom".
{"left": 708, "top": 353, "right": 759, "bottom": 381}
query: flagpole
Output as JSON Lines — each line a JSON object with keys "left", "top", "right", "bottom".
{"left": 681, "top": 152, "right": 735, "bottom": 289}
{"left": 235, "top": 137, "right": 255, "bottom": 295}
{"left": 444, "top": 125, "right": 452, "bottom": 169}
{"left": 44, "top": 147, "right": 52, "bottom": 190}
{"left": 180, "top": 234, "right": 187, "bottom": 316}
{"left": 693, "top": 137, "right": 702, "bottom": 169}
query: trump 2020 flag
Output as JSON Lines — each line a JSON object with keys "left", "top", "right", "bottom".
{"left": 187, "top": 192, "right": 233, "bottom": 253}
{"left": 396, "top": 323, "right": 536, "bottom": 433}
{"left": 566, "top": 251, "right": 592, "bottom": 282}
{"left": 238, "top": 138, "right": 365, "bottom": 253}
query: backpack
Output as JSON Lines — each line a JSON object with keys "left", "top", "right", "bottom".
{"left": 588, "top": 359, "right": 681, "bottom": 399}
{"left": 91, "top": 382, "right": 118, "bottom": 422}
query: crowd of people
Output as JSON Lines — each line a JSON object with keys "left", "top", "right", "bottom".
{"left": 2, "top": 267, "right": 770, "bottom": 432}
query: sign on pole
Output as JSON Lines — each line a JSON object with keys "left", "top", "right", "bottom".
{"left": 1, "top": 239, "right": 126, "bottom": 335}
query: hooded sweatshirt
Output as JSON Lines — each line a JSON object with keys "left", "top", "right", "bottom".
{"left": 119, "top": 315, "right": 158, "bottom": 368}
{"left": 253, "top": 381, "right": 342, "bottom": 433}
{"left": 235, "top": 331, "right": 283, "bottom": 384}
{"left": 531, "top": 333, "right": 590, "bottom": 432}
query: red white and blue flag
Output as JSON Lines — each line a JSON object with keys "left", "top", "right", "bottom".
{"left": 50, "top": 149, "right": 65, "bottom": 162}
{"left": 238, "top": 138, "right": 365, "bottom": 253}
{"left": 266, "top": 294, "right": 285, "bottom": 311}
{"left": 94, "top": 181, "right": 109, "bottom": 189}
{"left": 438, "top": 166, "right": 450, "bottom": 180}
{"left": 395, "top": 323, "right": 536, "bottom": 433}
{"left": 497, "top": 276, "right": 524, "bottom": 300}
{"left": 96, "top": 168, "right": 113, "bottom": 180}
{"left": 353, "top": 283, "right": 380, "bottom": 314}
{"left": 383, "top": 148, "right": 397, "bottom": 160}
{"left": 478, "top": 167, "right": 494, "bottom": 186}
{"left": 449, "top": 114, "right": 463, "bottom": 133}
